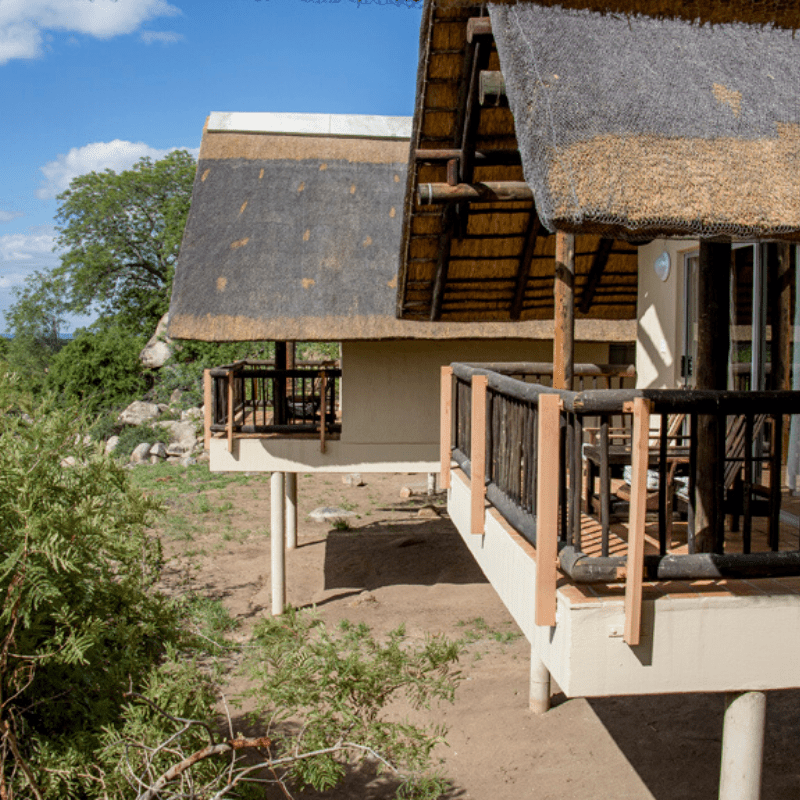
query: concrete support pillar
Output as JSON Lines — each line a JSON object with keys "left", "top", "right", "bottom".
{"left": 285, "top": 472, "right": 297, "bottom": 551}
{"left": 719, "top": 691, "right": 766, "bottom": 800}
{"left": 529, "top": 645, "right": 551, "bottom": 714}
{"left": 270, "top": 471, "right": 286, "bottom": 616}
{"left": 427, "top": 472, "right": 437, "bottom": 495}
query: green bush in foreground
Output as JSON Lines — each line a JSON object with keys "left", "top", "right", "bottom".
{"left": 0, "top": 379, "right": 207, "bottom": 799}
{"left": 0, "top": 382, "right": 460, "bottom": 799}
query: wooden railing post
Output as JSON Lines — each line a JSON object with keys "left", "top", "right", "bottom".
{"left": 226, "top": 369, "right": 234, "bottom": 453}
{"left": 624, "top": 397, "right": 652, "bottom": 646}
{"left": 319, "top": 371, "right": 327, "bottom": 454}
{"left": 441, "top": 366, "right": 453, "bottom": 490}
{"left": 470, "top": 374, "right": 488, "bottom": 535}
{"left": 535, "top": 393, "right": 561, "bottom": 627}
{"left": 203, "top": 369, "right": 212, "bottom": 451}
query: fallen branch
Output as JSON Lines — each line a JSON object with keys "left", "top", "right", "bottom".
{"left": 137, "top": 736, "right": 272, "bottom": 800}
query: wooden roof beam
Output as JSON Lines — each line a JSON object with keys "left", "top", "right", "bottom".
{"left": 578, "top": 238, "right": 615, "bottom": 314}
{"left": 510, "top": 212, "right": 543, "bottom": 320}
{"left": 414, "top": 149, "right": 521, "bottom": 166}
{"left": 418, "top": 181, "right": 533, "bottom": 204}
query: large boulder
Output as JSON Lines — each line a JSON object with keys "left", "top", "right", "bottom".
{"left": 140, "top": 313, "right": 173, "bottom": 369}
{"left": 119, "top": 401, "right": 161, "bottom": 426}
{"left": 155, "top": 420, "right": 197, "bottom": 453}
{"left": 130, "top": 442, "right": 152, "bottom": 464}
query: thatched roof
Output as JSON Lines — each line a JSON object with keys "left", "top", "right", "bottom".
{"left": 491, "top": 2, "right": 800, "bottom": 241}
{"left": 396, "top": 0, "right": 800, "bottom": 323}
{"left": 169, "top": 113, "right": 634, "bottom": 342}
{"left": 396, "top": 2, "right": 641, "bottom": 324}
{"left": 436, "top": 0, "right": 800, "bottom": 30}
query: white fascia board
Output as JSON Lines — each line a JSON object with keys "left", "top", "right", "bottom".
{"left": 207, "top": 112, "right": 412, "bottom": 139}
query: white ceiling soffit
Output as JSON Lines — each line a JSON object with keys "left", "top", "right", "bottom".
{"left": 207, "top": 112, "right": 413, "bottom": 139}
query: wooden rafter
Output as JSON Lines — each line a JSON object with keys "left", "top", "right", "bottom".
{"left": 510, "top": 212, "right": 542, "bottom": 320}
{"left": 430, "top": 206, "right": 456, "bottom": 321}
{"left": 578, "top": 238, "right": 615, "bottom": 314}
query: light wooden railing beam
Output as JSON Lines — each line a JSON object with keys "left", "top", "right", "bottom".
{"left": 440, "top": 366, "right": 453, "bottom": 490}
{"left": 470, "top": 374, "right": 488, "bottom": 535}
{"left": 535, "top": 393, "right": 561, "bottom": 627}
{"left": 624, "top": 396, "right": 652, "bottom": 646}
{"left": 203, "top": 369, "right": 212, "bottom": 451}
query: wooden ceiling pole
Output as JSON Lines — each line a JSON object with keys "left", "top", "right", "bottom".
{"left": 579, "top": 237, "right": 615, "bottom": 314}
{"left": 510, "top": 213, "right": 542, "bottom": 320}
{"left": 553, "top": 231, "right": 576, "bottom": 390}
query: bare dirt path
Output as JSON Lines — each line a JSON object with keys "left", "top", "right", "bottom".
{"left": 141, "top": 467, "right": 800, "bottom": 800}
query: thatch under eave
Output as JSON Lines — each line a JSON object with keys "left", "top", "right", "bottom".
{"left": 491, "top": 2, "right": 800, "bottom": 241}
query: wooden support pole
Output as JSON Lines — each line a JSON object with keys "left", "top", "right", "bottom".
{"left": 624, "top": 397, "right": 652, "bottom": 647}
{"left": 535, "top": 393, "right": 561, "bottom": 627}
{"left": 553, "top": 231, "right": 575, "bottom": 390}
{"left": 440, "top": 366, "right": 453, "bottom": 490}
{"left": 203, "top": 369, "right": 212, "bottom": 451}
{"left": 695, "top": 241, "right": 731, "bottom": 552}
{"left": 470, "top": 375, "right": 488, "bottom": 535}
{"left": 770, "top": 242, "right": 792, "bottom": 391}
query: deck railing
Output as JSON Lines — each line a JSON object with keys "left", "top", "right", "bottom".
{"left": 442, "top": 362, "right": 800, "bottom": 644}
{"left": 204, "top": 360, "right": 341, "bottom": 451}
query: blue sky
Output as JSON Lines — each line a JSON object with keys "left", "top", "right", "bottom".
{"left": 0, "top": 0, "right": 423, "bottom": 332}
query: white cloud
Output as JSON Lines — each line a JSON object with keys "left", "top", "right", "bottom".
{"left": 0, "top": 272, "right": 28, "bottom": 290}
{"left": 141, "top": 30, "right": 183, "bottom": 45}
{"left": 0, "top": 210, "right": 23, "bottom": 224}
{"left": 0, "top": 0, "right": 181, "bottom": 65}
{"left": 37, "top": 139, "right": 199, "bottom": 199}
{"left": 0, "top": 230, "right": 57, "bottom": 262}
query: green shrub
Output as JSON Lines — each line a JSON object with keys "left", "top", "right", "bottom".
{"left": 47, "top": 324, "right": 146, "bottom": 414}
{"left": 0, "top": 379, "right": 204, "bottom": 799}
{"left": 114, "top": 421, "right": 161, "bottom": 459}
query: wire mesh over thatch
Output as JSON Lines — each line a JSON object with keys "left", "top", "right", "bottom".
{"left": 491, "top": 2, "right": 800, "bottom": 241}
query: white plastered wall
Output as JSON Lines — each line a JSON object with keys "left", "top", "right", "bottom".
{"left": 211, "top": 338, "right": 614, "bottom": 472}
{"left": 636, "top": 239, "right": 698, "bottom": 389}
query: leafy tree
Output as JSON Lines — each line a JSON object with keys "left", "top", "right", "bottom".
{"left": 54, "top": 149, "right": 196, "bottom": 335}
{"left": 46, "top": 323, "right": 147, "bottom": 414}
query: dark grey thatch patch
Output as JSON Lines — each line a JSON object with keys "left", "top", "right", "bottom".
{"left": 491, "top": 2, "right": 800, "bottom": 240}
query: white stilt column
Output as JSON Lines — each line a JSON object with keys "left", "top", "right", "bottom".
{"left": 285, "top": 472, "right": 297, "bottom": 551}
{"left": 270, "top": 472, "right": 286, "bottom": 616}
{"left": 427, "top": 472, "right": 437, "bottom": 495}
{"left": 719, "top": 691, "right": 766, "bottom": 800}
{"left": 529, "top": 645, "right": 551, "bottom": 714}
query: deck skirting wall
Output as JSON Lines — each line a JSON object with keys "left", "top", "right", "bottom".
{"left": 209, "top": 437, "right": 439, "bottom": 473}
{"left": 449, "top": 469, "right": 800, "bottom": 697}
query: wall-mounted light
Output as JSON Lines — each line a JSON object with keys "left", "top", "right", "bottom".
{"left": 654, "top": 250, "right": 671, "bottom": 282}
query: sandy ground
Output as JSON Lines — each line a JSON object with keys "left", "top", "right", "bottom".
{"left": 150, "top": 469, "right": 800, "bottom": 800}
